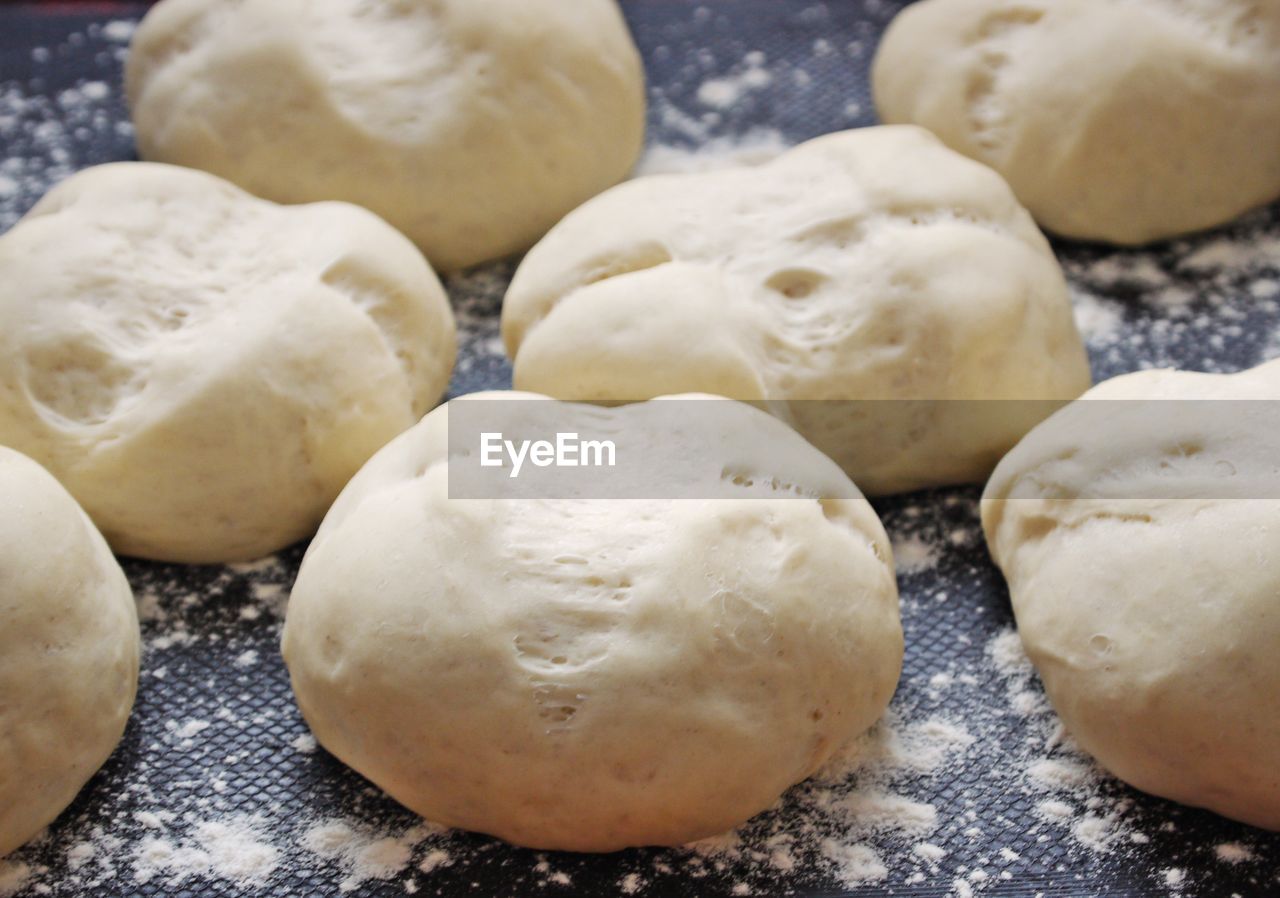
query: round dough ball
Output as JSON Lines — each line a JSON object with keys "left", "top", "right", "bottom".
{"left": 982, "top": 361, "right": 1280, "bottom": 830}
{"left": 502, "top": 126, "right": 1091, "bottom": 495}
{"left": 282, "top": 393, "right": 903, "bottom": 851}
{"left": 0, "top": 162, "right": 456, "bottom": 564}
{"left": 0, "top": 446, "right": 139, "bottom": 857}
{"left": 873, "top": 0, "right": 1280, "bottom": 245}
{"left": 125, "top": 0, "right": 646, "bottom": 272}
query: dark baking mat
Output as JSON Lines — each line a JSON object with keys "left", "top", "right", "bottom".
{"left": 0, "top": 3, "right": 1277, "bottom": 897}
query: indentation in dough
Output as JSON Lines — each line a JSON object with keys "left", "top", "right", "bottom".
{"left": 1152, "top": 440, "right": 1206, "bottom": 475}
{"left": 509, "top": 576, "right": 632, "bottom": 727}
{"left": 753, "top": 207, "right": 1003, "bottom": 384}
{"left": 305, "top": 0, "right": 457, "bottom": 142}
{"left": 321, "top": 260, "right": 422, "bottom": 409}
{"left": 24, "top": 340, "right": 142, "bottom": 426}
{"left": 518, "top": 242, "right": 676, "bottom": 342}
{"left": 819, "top": 499, "right": 888, "bottom": 564}
{"left": 512, "top": 607, "right": 620, "bottom": 674}
{"left": 1017, "top": 509, "right": 1156, "bottom": 545}
{"left": 1097, "top": 512, "right": 1154, "bottom": 524}
{"left": 787, "top": 216, "right": 867, "bottom": 252}
{"left": 766, "top": 268, "right": 828, "bottom": 300}
{"left": 500, "top": 504, "right": 663, "bottom": 727}
{"left": 531, "top": 681, "right": 584, "bottom": 728}
{"left": 515, "top": 603, "right": 620, "bottom": 732}
{"left": 759, "top": 332, "right": 799, "bottom": 373}
{"left": 965, "top": 7, "right": 1045, "bottom": 155}
{"left": 1016, "top": 514, "right": 1059, "bottom": 543}
{"left": 580, "top": 242, "right": 674, "bottom": 288}
{"left": 720, "top": 467, "right": 816, "bottom": 499}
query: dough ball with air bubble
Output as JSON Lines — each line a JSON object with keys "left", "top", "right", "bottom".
{"left": 282, "top": 392, "right": 903, "bottom": 851}
{"left": 0, "top": 162, "right": 456, "bottom": 564}
{"left": 873, "top": 0, "right": 1280, "bottom": 244}
{"left": 125, "top": 0, "right": 647, "bottom": 271}
{"left": 982, "top": 360, "right": 1280, "bottom": 830}
{"left": 0, "top": 446, "right": 139, "bottom": 858}
{"left": 502, "top": 126, "right": 1091, "bottom": 495}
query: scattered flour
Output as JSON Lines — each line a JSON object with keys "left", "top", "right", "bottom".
{"left": 101, "top": 20, "right": 137, "bottom": 43}
{"left": 1214, "top": 842, "right": 1256, "bottom": 864}
{"left": 635, "top": 128, "right": 790, "bottom": 177}
{"left": 1026, "top": 758, "right": 1095, "bottom": 791}
{"left": 170, "top": 719, "right": 211, "bottom": 741}
{"left": 1036, "top": 800, "right": 1075, "bottom": 823}
{"left": 418, "top": 849, "right": 453, "bottom": 875}
{"left": 1179, "top": 235, "right": 1280, "bottom": 273}
{"left": 915, "top": 842, "right": 946, "bottom": 865}
{"left": 890, "top": 534, "right": 940, "bottom": 574}
{"left": 1071, "top": 813, "right": 1126, "bottom": 852}
{"left": 1061, "top": 220, "right": 1280, "bottom": 379}
{"left": 696, "top": 52, "right": 773, "bottom": 109}
{"left": 819, "top": 840, "right": 887, "bottom": 888}
{"left": 0, "top": 75, "right": 129, "bottom": 232}
{"left": 1071, "top": 286, "right": 1126, "bottom": 345}
{"left": 988, "top": 628, "right": 1033, "bottom": 677}
{"left": 301, "top": 820, "right": 447, "bottom": 893}
{"left": 133, "top": 818, "right": 279, "bottom": 887}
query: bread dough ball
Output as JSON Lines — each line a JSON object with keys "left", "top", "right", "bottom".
{"left": 982, "top": 361, "right": 1280, "bottom": 829}
{"left": 126, "top": 0, "right": 646, "bottom": 272}
{"left": 282, "top": 393, "right": 903, "bottom": 851}
{"left": 502, "top": 126, "right": 1091, "bottom": 495}
{"left": 0, "top": 162, "right": 456, "bottom": 564}
{"left": 873, "top": 0, "right": 1280, "bottom": 245}
{"left": 0, "top": 447, "right": 139, "bottom": 857}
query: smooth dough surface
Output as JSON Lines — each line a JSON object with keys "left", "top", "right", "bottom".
{"left": 282, "top": 393, "right": 903, "bottom": 851}
{"left": 0, "top": 162, "right": 456, "bottom": 564}
{"left": 874, "top": 0, "right": 1280, "bottom": 245}
{"left": 503, "top": 126, "right": 1091, "bottom": 495}
{"left": 0, "top": 446, "right": 139, "bottom": 857}
{"left": 126, "top": 0, "right": 646, "bottom": 271}
{"left": 982, "top": 361, "right": 1280, "bottom": 830}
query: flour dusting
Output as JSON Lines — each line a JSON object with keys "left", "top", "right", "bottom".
{"left": 132, "top": 817, "right": 279, "bottom": 887}
{"left": 636, "top": 128, "right": 790, "bottom": 177}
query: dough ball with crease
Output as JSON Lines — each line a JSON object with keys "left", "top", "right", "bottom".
{"left": 282, "top": 392, "right": 903, "bottom": 851}
{"left": 0, "top": 162, "right": 456, "bottom": 564}
{"left": 982, "top": 360, "right": 1280, "bottom": 830}
{"left": 125, "top": 0, "right": 646, "bottom": 272}
{"left": 873, "top": 0, "right": 1280, "bottom": 244}
{"left": 0, "top": 446, "right": 139, "bottom": 858}
{"left": 503, "top": 126, "right": 1091, "bottom": 495}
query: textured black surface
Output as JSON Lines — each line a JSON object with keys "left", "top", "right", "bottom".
{"left": 1, "top": 2, "right": 1278, "bottom": 897}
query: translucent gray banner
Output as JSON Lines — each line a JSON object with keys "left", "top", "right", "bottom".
{"left": 444, "top": 397, "right": 1280, "bottom": 500}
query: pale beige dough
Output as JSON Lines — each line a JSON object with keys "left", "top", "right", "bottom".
{"left": 282, "top": 393, "right": 903, "bottom": 851}
{"left": 126, "top": 0, "right": 646, "bottom": 271}
{"left": 983, "top": 360, "right": 1280, "bottom": 830}
{"left": 503, "top": 126, "right": 1091, "bottom": 495}
{"left": 874, "top": 0, "right": 1280, "bottom": 244}
{"left": 0, "top": 162, "right": 455, "bottom": 563}
{"left": 0, "top": 446, "right": 139, "bottom": 858}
